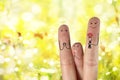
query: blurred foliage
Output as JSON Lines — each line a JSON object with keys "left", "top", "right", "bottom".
{"left": 0, "top": 0, "right": 120, "bottom": 80}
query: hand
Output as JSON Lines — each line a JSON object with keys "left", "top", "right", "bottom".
{"left": 58, "top": 17, "right": 100, "bottom": 80}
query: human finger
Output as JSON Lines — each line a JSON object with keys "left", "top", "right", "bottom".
{"left": 58, "top": 24, "right": 77, "bottom": 80}
{"left": 83, "top": 17, "right": 100, "bottom": 80}
{"left": 72, "top": 42, "right": 83, "bottom": 80}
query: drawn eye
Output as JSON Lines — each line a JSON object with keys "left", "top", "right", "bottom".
{"left": 95, "top": 22, "right": 97, "bottom": 24}
{"left": 90, "top": 22, "right": 93, "bottom": 24}
{"left": 61, "top": 29, "right": 63, "bottom": 32}
{"left": 65, "top": 30, "right": 68, "bottom": 32}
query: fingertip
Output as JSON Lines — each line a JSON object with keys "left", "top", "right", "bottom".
{"left": 58, "top": 24, "right": 70, "bottom": 42}
{"left": 72, "top": 42, "right": 82, "bottom": 47}
{"left": 89, "top": 17, "right": 100, "bottom": 21}
{"left": 72, "top": 42, "right": 83, "bottom": 57}
{"left": 58, "top": 25, "right": 77, "bottom": 80}
{"left": 84, "top": 17, "right": 100, "bottom": 80}
{"left": 72, "top": 42, "right": 84, "bottom": 80}
{"left": 58, "top": 24, "right": 69, "bottom": 31}
{"left": 87, "top": 16, "right": 100, "bottom": 49}
{"left": 72, "top": 42, "right": 83, "bottom": 50}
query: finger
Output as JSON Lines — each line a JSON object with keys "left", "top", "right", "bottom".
{"left": 58, "top": 24, "right": 77, "bottom": 80}
{"left": 72, "top": 42, "right": 83, "bottom": 80}
{"left": 83, "top": 17, "right": 100, "bottom": 80}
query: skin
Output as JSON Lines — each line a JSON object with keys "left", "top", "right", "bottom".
{"left": 72, "top": 43, "right": 83, "bottom": 80}
{"left": 58, "top": 17, "right": 100, "bottom": 80}
{"left": 58, "top": 25, "right": 77, "bottom": 80}
{"left": 84, "top": 17, "right": 100, "bottom": 80}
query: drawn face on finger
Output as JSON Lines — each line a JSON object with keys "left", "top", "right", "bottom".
{"left": 72, "top": 42, "right": 83, "bottom": 59}
{"left": 88, "top": 17, "right": 100, "bottom": 29}
{"left": 58, "top": 24, "right": 71, "bottom": 50}
{"left": 58, "top": 24, "right": 70, "bottom": 39}
{"left": 72, "top": 42, "right": 82, "bottom": 55}
{"left": 87, "top": 17, "right": 100, "bottom": 49}
{"left": 73, "top": 43, "right": 81, "bottom": 51}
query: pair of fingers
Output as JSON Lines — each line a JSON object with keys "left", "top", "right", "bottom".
{"left": 58, "top": 17, "right": 100, "bottom": 80}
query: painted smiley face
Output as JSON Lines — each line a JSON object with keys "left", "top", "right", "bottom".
{"left": 88, "top": 17, "right": 100, "bottom": 28}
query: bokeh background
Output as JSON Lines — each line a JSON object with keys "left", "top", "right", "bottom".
{"left": 0, "top": 0, "right": 120, "bottom": 80}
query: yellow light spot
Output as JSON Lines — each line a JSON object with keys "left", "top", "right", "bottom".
{"left": 112, "top": 67, "right": 117, "bottom": 71}
{"left": 98, "top": 56, "right": 102, "bottom": 61}
{"left": 106, "top": 72, "right": 110, "bottom": 75}
{"left": 94, "top": 4, "right": 102, "bottom": 14}
{"left": 5, "top": 17, "right": 18, "bottom": 30}
{"left": 40, "top": 76, "right": 49, "bottom": 80}
{"left": 101, "top": 52, "right": 105, "bottom": 56}
{"left": 17, "top": 60, "right": 21, "bottom": 64}
{"left": 14, "top": 67, "right": 19, "bottom": 72}
{"left": 32, "top": 4, "right": 41, "bottom": 14}
{"left": 49, "top": 60, "right": 55, "bottom": 66}
{"left": 14, "top": 56, "right": 18, "bottom": 60}
{"left": 22, "top": 12, "right": 33, "bottom": 21}
{"left": 29, "top": 63, "right": 33, "bottom": 68}
{"left": 40, "top": 68, "right": 56, "bottom": 73}
{"left": 5, "top": 58, "right": 10, "bottom": 62}
{"left": 107, "top": 0, "right": 112, "bottom": 4}
{"left": 1, "top": 45, "right": 6, "bottom": 50}
{"left": 0, "top": 55, "right": 4, "bottom": 63}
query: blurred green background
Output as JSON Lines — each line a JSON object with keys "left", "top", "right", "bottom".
{"left": 0, "top": 0, "right": 120, "bottom": 80}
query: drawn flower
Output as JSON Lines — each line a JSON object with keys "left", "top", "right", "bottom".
{"left": 87, "top": 33, "right": 93, "bottom": 38}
